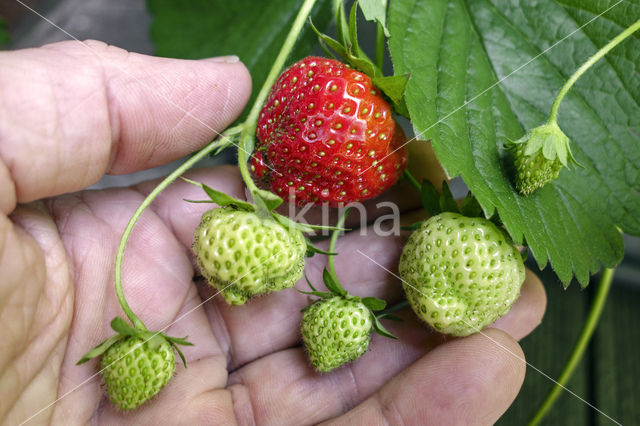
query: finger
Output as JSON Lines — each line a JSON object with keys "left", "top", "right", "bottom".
{"left": 491, "top": 268, "right": 546, "bottom": 340}
{"left": 0, "top": 40, "right": 251, "bottom": 210}
{"left": 324, "top": 329, "right": 526, "bottom": 425}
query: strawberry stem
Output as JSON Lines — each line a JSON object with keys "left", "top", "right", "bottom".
{"left": 528, "top": 267, "right": 616, "bottom": 425}
{"left": 236, "top": 0, "right": 320, "bottom": 202}
{"left": 548, "top": 19, "right": 639, "bottom": 124}
{"left": 114, "top": 126, "right": 243, "bottom": 330}
{"left": 403, "top": 169, "right": 421, "bottom": 193}
{"left": 327, "top": 207, "right": 351, "bottom": 279}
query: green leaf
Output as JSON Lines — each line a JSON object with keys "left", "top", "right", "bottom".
{"left": 254, "top": 188, "right": 283, "bottom": 211}
{"left": 361, "top": 296, "right": 387, "bottom": 311}
{"left": 358, "top": 0, "right": 390, "bottom": 37}
{"left": 389, "top": 0, "right": 635, "bottom": 286}
{"left": 148, "top": 0, "right": 333, "bottom": 121}
{"left": 420, "top": 180, "right": 441, "bottom": 217}
{"left": 76, "top": 334, "right": 121, "bottom": 365}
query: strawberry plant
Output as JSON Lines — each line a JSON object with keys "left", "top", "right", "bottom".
{"left": 75, "top": 0, "right": 639, "bottom": 421}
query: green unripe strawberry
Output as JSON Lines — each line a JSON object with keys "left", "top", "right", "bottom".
{"left": 100, "top": 335, "right": 175, "bottom": 410}
{"left": 399, "top": 212, "right": 525, "bottom": 336}
{"left": 193, "top": 207, "right": 307, "bottom": 305}
{"left": 301, "top": 295, "right": 374, "bottom": 372}
{"left": 510, "top": 121, "right": 577, "bottom": 195}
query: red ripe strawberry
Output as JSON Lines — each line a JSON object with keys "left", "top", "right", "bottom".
{"left": 255, "top": 57, "right": 408, "bottom": 206}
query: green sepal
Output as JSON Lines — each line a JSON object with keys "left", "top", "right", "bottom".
{"left": 323, "top": 268, "right": 347, "bottom": 297}
{"left": 460, "top": 192, "right": 483, "bottom": 218}
{"left": 164, "top": 334, "right": 194, "bottom": 347}
{"left": 376, "top": 313, "right": 403, "bottom": 322}
{"left": 305, "top": 238, "right": 338, "bottom": 257}
{"left": 170, "top": 342, "right": 188, "bottom": 368}
{"left": 347, "top": 1, "right": 377, "bottom": 76}
{"left": 420, "top": 180, "right": 441, "bottom": 216}
{"left": 110, "top": 316, "right": 143, "bottom": 337}
{"left": 401, "top": 221, "right": 423, "bottom": 231}
{"left": 162, "top": 334, "right": 194, "bottom": 368}
{"left": 274, "top": 212, "right": 347, "bottom": 235}
{"left": 76, "top": 334, "right": 121, "bottom": 365}
{"left": 371, "top": 74, "right": 409, "bottom": 107}
{"left": 309, "top": 19, "right": 349, "bottom": 59}
{"left": 362, "top": 296, "right": 387, "bottom": 311}
{"left": 181, "top": 178, "right": 255, "bottom": 211}
{"left": 252, "top": 188, "right": 284, "bottom": 212}
{"left": 439, "top": 181, "right": 460, "bottom": 214}
{"left": 295, "top": 287, "right": 333, "bottom": 298}
{"left": 372, "top": 316, "right": 398, "bottom": 340}
{"left": 305, "top": 273, "right": 318, "bottom": 292}
{"left": 333, "top": 0, "right": 350, "bottom": 48}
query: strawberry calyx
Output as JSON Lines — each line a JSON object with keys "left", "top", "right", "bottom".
{"left": 403, "top": 173, "right": 519, "bottom": 248}
{"left": 309, "top": 1, "right": 409, "bottom": 117}
{"left": 77, "top": 317, "right": 193, "bottom": 368}
{"left": 507, "top": 120, "right": 580, "bottom": 195}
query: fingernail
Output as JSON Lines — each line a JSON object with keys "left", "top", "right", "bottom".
{"left": 203, "top": 55, "right": 240, "bottom": 63}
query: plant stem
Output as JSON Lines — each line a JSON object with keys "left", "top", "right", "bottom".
{"left": 375, "top": 0, "right": 387, "bottom": 70}
{"left": 327, "top": 207, "right": 352, "bottom": 278}
{"left": 114, "top": 127, "right": 242, "bottom": 329}
{"left": 403, "top": 169, "right": 422, "bottom": 193}
{"left": 237, "top": 0, "right": 320, "bottom": 197}
{"left": 528, "top": 267, "right": 616, "bottom": 426}
{"left": 548, "top": 19, "right": 640, "bottom": 123}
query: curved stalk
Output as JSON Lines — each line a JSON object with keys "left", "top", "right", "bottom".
{"left": 528, "top": 268, "right": 616, "bottom": 425}
{"left": 237, "top": 0, "right": 320, "bottom": 198}
{"left": 327, "top": 207, "right": 352, "bottom": 279}
{"left": 403, "top": 169, "right": 422, "bottom": 193}
{"left": 548, "top": 19, "right": 639, "bottom": 123}
{"left": 114, "top": 127, "right": 242, "bottom": 329}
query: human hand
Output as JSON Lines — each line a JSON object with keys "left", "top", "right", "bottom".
{"left": 0, "top": 41, "right": 546, "bottom": 425}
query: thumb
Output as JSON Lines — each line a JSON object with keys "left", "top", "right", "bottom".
{"left": 0, "top": 40, "right": 252, "bottom": 213}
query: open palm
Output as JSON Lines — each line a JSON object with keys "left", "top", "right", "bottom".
{"left": 1, "top": 41, "right": 546, "bottom": 425}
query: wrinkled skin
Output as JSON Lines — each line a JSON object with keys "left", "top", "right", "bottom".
{"left": 0, "top": 41, "right": 546, "bottom": 425}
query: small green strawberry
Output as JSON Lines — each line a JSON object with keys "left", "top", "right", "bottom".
{"left": 100, "top": 335, "right": 175, "bottom": 410}
{"left": 509, "top": 121, "right": 578, "bottom": 195}
{"left": 399, "top": 212, "right": 525, "bottom": 336}
{"left": 78, "top": 317, "right": 192, "bottom": 410}
{"left": 193, "top": 207, "right": 307, "bottom": 305}
{"left": 299, "top": 208, "right": 396, "bottom": 372}
{"left": 301, "top": 295, "right": 374, "bottom": 372}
